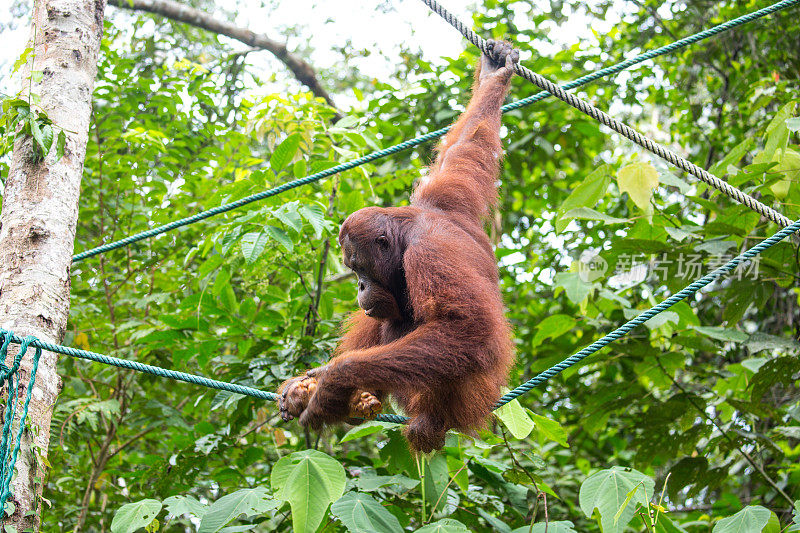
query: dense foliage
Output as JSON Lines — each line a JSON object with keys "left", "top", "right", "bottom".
{"left": 1, "top": 0, "right": 799, "bottom": 531}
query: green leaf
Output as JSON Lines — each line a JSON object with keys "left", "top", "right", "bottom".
{"left": 712, "top": 505, "right": 772, "bottom": 533}
{"left": 664, "top": 226, "right": 696, "bottom": 242}
{"left": 769, "top": 148, "right": 800, "bottom": 199}
{"left": 764, "top": 511, "right": 780, "bottom": 533}
{"left": 511, "top": 522, "right": 577, "bottom": 533}
{"left": 422, "top": 454, "right": 450, "bottom": 514}
{"left": 613, "top": 482, "right": 646, "bottom": 525}
{"left": 334, "top": 115, "right": 360, "bottom": 129}
{"left": 559, "top": 207, "right": 628, "bottom": 226}
{"left": 529, "top": 412, "right": 568, "bottom": 447}
{"left": 744, "top": 332, "right": 800, "bottom": 354}
{"left": 415, "top": 518, "right": 471, "bottom": 532}
{"left": 299, "top": 204, "right": 328, "bottom": 238}
{"left": 12, "top": 47, "right": 32, "bottom": 74}
{"left": 240, "top": 232, "right": 269, "bottom": 263}
{"left": 272, "top": 202, "right": 304, "bottom": 232}
{"left": 531, "top": 314, "right": 576, "bottom": 348}
{"left": 163, "top": 495, "right": 207, "bottom": 519}
{"left": 658, "top": 171, "right": 692, "bottom": 194}
{"left": 787, "top": 500, "right": 800, "bottom": 532}
{"left": 553, "top": 271, "right": 591, "bottom": 305}
{"left": 197, "top": 487, "right": 278, "bottom": 533}
{"left": 330, "top": 492, "right": 403, "bottom": 533}
{"left": 111, "top": 499, "right": 162, "bottom": 533}
{"left": 555, "top": 164, "right": 611, "bottom": 233}
{"left": 266, "top": 225, "right": 293, "bottom": 252}
{"left": 755, "top": 102, "right": 794, "bottom": 164}
{"left": 691, "top": 326, "right": 748, "bottom": 343}
{"left": 41, "top": 124, "right": 53, "bottom": 153}
{"left": 617, "top": 162, "right": 659, "bottom": 211}
{"left": 270, "top": 450, "right": 346, "bottom": 533}
{"left": 29, "top": 116, "right": 47, "bottom": 154}
{"left": 494, "top": 398, "right": 534, "bottom": 439}
{"left": 55, "top": 130, "right": 66, "bottom": 159}
{"left": 270, "top": 133, "right": 303, "bottom": 172}
{"left": 356, "top": 474, "right": 419, "bottom": 492}
{"left": 339, "top": 421, "right": 400, "bottom": 443}
{"left": 579, "top": 467, "right": 654, "bottom": 533}
{"left": 654, "top": 514, "right": 688, "bottom": 533}
{"left": 787, "top": 117, "right": 800, "bottom": 132}
{"left": 709, "top": 138, "right": 753, "bottom": 177}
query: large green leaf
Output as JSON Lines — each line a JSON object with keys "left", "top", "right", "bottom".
{"left": 617, "top": 161, "right": 659, "bottom": 211}
{"left": 712, "top": 505, "right": 772, "bottom": 533}
{"left": 529, "top": 412, "right": 568, "bottom": 447}
{"left": 111, "top": 499, "right": 162, "bottom": 533}
{"left": 163, "top": 495, "right": 207, "bottom": 520}
{"left": 579, "top": 467, "right": 654, "bottom": 533}
{"left": 240, "top": 232, "right": 269, "bottom": 263}
{"left": 270, "top": 132, "right": 303, "bottom": 172}
{"left": 691, "top": 326, "right": 748, "bottom": 343}
{"left": 330, "top": 492, "right": 403, "bottom": 533}
{"left": 270, "top": 450, "right": 346, "bottom": 533}
{"left": 339, "top": 421, "right": 400, "bottom": 443}
{"left": 555, "top": 164, "right": 612, "bottom": 233}
{"left": 197, "top": 487, "right": 278, "bottom": 533}
{"left": 531, "top": 314, "right": 576, "bottom": 348}
{"left": 554, "top": 271, "right": 591, "bottom": 305}
{"left": 494, "top": 398, "right": 534, "bottom": 439}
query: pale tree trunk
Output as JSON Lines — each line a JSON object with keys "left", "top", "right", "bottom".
{"left": 0, "top": 0, "right": 105, "bottom": 530}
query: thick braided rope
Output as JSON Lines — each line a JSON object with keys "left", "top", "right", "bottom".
{"left": 420, "top": 0, "right": 795, "bottom": 228}
{"left": 0, "top": 335, "right": 42, "bottom": 512}
{"left": 496, "top": 218, "right": 800, "bottom": 407}
{"left": 0, "top": 330, "right": 278, "bottom": 402}
{"left": 7, "top": 219, "right": 798, "bottom": 426}
{"left": 71, "top": 0, "right": 799, "bottom": 264}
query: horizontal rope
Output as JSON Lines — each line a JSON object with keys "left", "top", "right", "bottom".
{"left": 496, "top": 218, "right": 800, "bottom": 406}
{"left": 4, "top": 218, "right": 799, "bottom": 425}
{"left": 420, "top": 0, "right": 796, "bottom": 228}
{"left": 70, "top": 0, "right": 800, "bottom": 263}
{"left": 0, "top": 331, "right": 277, "bottom": 402}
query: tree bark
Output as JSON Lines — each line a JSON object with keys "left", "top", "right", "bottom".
{"left": 106, "top": 0, "right": 341, "bottom": 114}
{"left": 0, "top": 0, "right": 105, "bottom": 530}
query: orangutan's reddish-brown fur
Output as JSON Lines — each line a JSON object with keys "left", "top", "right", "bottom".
{"left": 279, "top": 41, "right": 518, "bottom": 452}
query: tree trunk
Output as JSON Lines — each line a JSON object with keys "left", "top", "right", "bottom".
{"left": 0, "top": 0, "right": 105, "bottom": 530}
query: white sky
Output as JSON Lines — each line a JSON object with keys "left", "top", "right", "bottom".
{"left": 0, "top": 0, "right": 616, "bottom": 102}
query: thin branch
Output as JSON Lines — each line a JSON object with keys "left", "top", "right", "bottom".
{"left": 106, "top": 0, "right": 340, "bottom": 113}
{"left": 655, "top": 357, "right": 794, "bottom": 507}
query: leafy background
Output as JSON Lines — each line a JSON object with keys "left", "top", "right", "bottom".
{"left": 1, "top": 0, "right": 799, "bottom": 531}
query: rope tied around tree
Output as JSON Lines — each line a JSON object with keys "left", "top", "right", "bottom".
{"left": 0, "top": 333, "right": 42, "bottom": 516}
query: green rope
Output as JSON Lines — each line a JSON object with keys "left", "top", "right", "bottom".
{"left": 70, "top": 0, "right": 799, "bottom": 263}
{"left": 2, "top": 219, "right": 798, "bottom": 429}
{"left": 420, "top": 0, "right": 795, "bottom": 227}
{"left": 0, "top": 334, "right": 42, "bottom": 514}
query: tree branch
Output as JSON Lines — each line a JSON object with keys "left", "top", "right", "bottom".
{"left": 106, "top": 0, "right": 340, "bottom": 113}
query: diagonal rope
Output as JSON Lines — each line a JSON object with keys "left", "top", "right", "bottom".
{"left": 419, "top": 0, "right": 795, "bottom": 228}
{"left": 70, "top": 0, "right": 800, "bottom": 263}
{"left": 4, "top": 218, "right": 799, "bottom": 425}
